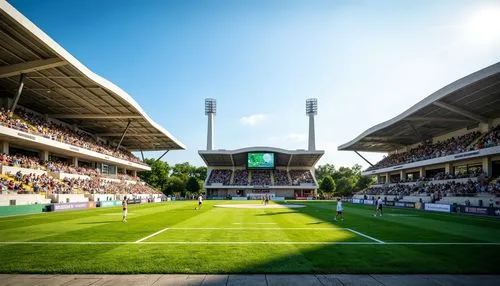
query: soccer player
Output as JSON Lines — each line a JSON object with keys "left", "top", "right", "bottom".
{"left": 374, "top": 196, "right": 383, "bottom": 217}
{"left": 196, "top": 194, "right": 203, "bottom": 210}
{"left": 334, "top": 198, "right": 344, "bottom": 222}
{"left": 122, "top": 196, "right": 128, "bottom": 223}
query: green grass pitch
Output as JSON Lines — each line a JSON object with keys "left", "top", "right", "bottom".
{"left": 0, "top": 200, "right": 499, "bottom": 274}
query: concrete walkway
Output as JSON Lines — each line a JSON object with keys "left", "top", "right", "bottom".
{"left": 0, "top": 274, "right": 499, "bottom": 286}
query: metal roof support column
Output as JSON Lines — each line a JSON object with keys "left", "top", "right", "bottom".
{"left": 10, "top": 73, "right": 25, "bottom": 115}
{"left": 140, "top": 150, "right": 145, "bottom": 161}
{"left": 156, "top": 150, "right": 169, "bottom": 162}
{"left": 354, "top": 151, "right": 374, "bottom": 167}
{"left": 115, "top": 120, "right": 132, "bottom": 151}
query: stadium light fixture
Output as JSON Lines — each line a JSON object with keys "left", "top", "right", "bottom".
{"left": 306, "top": 98, "right": 317, "bottom": 151}
{"left": 205, "top": 98, "right": 216, "bottom": 150}
{"left": 306, "top": 98, "right": 317, "bottom": 115}
{"left": 205, "top": 98, "right": 216, "bottom": 115}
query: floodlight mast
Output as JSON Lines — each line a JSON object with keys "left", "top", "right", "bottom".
{"left": 306, "top": 98, "right": 318, "bottom": 151}
{"left": 205, "top": 98, "right": 216, "bottom": 150}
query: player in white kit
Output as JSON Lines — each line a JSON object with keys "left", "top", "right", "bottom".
{"left": 334, "top": 198, "right": 344, "bottom": 222}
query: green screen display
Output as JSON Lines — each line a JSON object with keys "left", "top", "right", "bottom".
{"left": 247, "top": 152, "right": 275, "bottom": 169}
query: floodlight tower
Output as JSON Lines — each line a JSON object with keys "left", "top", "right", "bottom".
{"left": 306, "top": 98, "right": 318, "bottom": 151}
{"left": 205, "top": 98, "right": 216, "bottom": 150}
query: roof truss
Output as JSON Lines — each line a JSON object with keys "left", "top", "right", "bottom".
{"left": 49, "top": 114, "right": 143, "bottom": 119}
{"left": 0, "top": 58, "right": 67, "bottom": 78}
{"left": 433, "top": 101, "right": 488, "bottom": 123}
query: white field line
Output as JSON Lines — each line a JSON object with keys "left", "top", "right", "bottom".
{"left": 232, "top": 223, "right": 277, "bottom": 225}
{"left": 344, "top": 228, "right": 385, "bottom": 244}
{"left": 1, "top": 241, "right": 500, "bottom": 245}
{"left": 134, "top": 227, "right": 170, "bottom": 243}
{"left": 169, "top": 227, "right": 343, "bottom": 230}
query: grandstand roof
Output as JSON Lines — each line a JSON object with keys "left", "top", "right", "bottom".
{"left": 0, "top": 1, "right": 185, "bottom": 152}
{"left": 338, "top": 62, "right": 500, "bottom": 152}
{"left": 199, "top": 147, "right": 324, "bottom": 167}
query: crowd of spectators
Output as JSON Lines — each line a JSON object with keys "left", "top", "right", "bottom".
{"left": 363, "top": 179, "right": 500, "bottom": 200}
{"left": 0, "top": 152, "right": 151, "bottom": 195}
{"left": 273, "top": 169, "right": 290, "bottom": 185}
{"left": 63, "top": 177, "right": 160, "bottom": 195}
{"left": 418, "top": 180, "right": 482, "bottom": 197}
{"left": 207, "top": 169, "right": 232, "bottom": 185}
{"left": 289, "top": 170, "right": 315, "bottom": 185}
{"left": 251, "top": 170, "right": 271, "bottom": 185}
{"left": 46, "top": 160, "right": 100, "bottom": 177}
{"left": 229, "top": 169, "right": 314, "bottom": 186}
{"left": 368, "top": 131, "right": 481, "bottom": 171}
{"left": 0, "top": 153, "right": 42, "bottom": 170}
{"left": 365, "top": 184, "right": 416, "bottom": 197}
{"left": 0, "top": 108, "right": 144, "bottom": 165}
{"left": 475, "top": 125, "right": 500, "bottom": 150}
{"left": 386, "top": 170, "right": 486, "bottom": 184}
{"left": 0, "top": 172, "right": 72, "bottom": 194}
{"left": 232, "top": 170, "right": 249, "bottom": 185}
{"left": 0, "top": 153, "right": 139, "bottom": 181}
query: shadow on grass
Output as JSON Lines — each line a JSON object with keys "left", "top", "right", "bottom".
{"left": 227, "top": 202, "right": 500, "bottom": 274}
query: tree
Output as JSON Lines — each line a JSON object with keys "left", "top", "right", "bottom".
{"left": 186, "top": 176, "right": 201, "bottom": 194}
{"left": 320, "top": 175, "right": 336, "bottom": 194}
{"left": 315, "top": 163, "right": 376, "bottom": 195}
{"left": 171, "top": 162, "right": 191, "bottom": 184}
{"left": 190, "top": 166, "right": 208, "bottom": 181}
{"left": 336, "top": 176, "right": 356, "bottom": 197}
{"left": 356, "top": 175, "right": 375, "bottom": 190}
{"left": 138, "top": 159, "right": 170, "bottom": 191}
{"left": 165, "top": 176, "right": 185, "bottom": 196}
{"left": 315, "top": 164, "right": 336, "bottom": 182}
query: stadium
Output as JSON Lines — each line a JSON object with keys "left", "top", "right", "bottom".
{"left": 1, "top": 1, "right": 500, "bottom": 284}
{"left": 200, "top": 98, "right": 324, "bottom": 200}
{"left": 0, "top": 1, "right": 184, "bottom": 211}
{"left": 339, "top": 62, "right": 500, "bottom": 214}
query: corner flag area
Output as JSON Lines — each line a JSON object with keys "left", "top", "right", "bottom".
{"left": 0, "top": 201, "right": 499, "bottom": 274}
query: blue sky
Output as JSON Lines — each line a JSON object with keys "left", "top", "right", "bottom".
{"left": 8, "top": 0, "right": 500, "bottom": 168}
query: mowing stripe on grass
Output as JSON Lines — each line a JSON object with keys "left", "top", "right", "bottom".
{"left": 1, "top": 241, "right": 500, "bottom": 245}
{"left": 345, "top": 228, "right": 385, "bottom": 244}
{"left": 135, "top": 227, "right": 170, "bottom": 243}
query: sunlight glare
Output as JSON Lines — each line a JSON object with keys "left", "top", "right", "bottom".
{"left": 462, "top": 5, "right": 500, "bottom": 46}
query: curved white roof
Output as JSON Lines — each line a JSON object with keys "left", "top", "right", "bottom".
{"left": 0, "top": 1, "right": 185, "bottom": 151}
{"left": 338, "top": 61, "right": 500, "bottom": 152}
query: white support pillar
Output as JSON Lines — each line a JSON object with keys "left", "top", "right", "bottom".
{"left": 72, "top": 157, "right": 78, "bottom": 167}
{"left": 205, "top": 98, "right": 216, "bottom": 151}
{"left": 445, "top": 163, "right": 451, "bottom": 174}
{"left": 0, "top": 141, "right": 9, "bottom": 155}
{"left": 482, "top": 157, "right": 492, "bottom": 177}
{"left": 419, "top": 167, "right": 425, "bottom": 179}
{"left": 39, "top": 150, "right": 49, "bottom": 162}
{"left": 400, "top": 170, "right": 404, "bottom": 181}
{"left": 207, "top": 113, "right": 214, "bottom": 150}
{"left": 308, "top": 114, "right": 316, "bottom": 151}
{"left": 132, "top": 170, "right": 137, "bottom": 177}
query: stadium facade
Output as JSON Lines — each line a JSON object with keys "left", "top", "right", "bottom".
{"left": 0, "top": 1, "right": 184, "bottom": 207}
{"left": 199, "top": 99, "right": 324, "bottom": 200}
{"left": 339, "top": 62, "right": 500, "bottom": 206}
